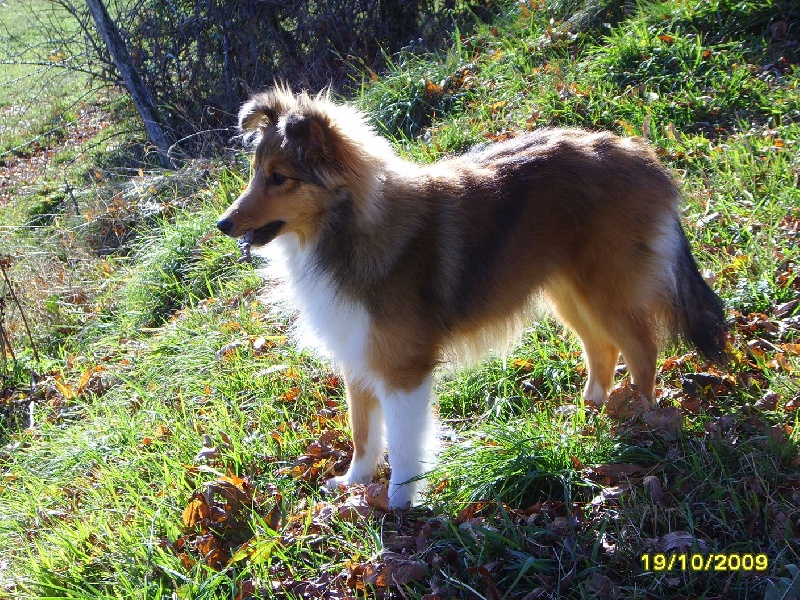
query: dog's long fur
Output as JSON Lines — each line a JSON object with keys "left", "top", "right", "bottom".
{"left": 217, "top": 88, "right": 727, "bottom": 508}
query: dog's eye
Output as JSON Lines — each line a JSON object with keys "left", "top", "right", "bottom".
{"left": 269, "top": 172, "right": 288, "bottom": 185}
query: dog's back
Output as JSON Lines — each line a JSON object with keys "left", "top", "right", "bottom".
{"left": 350, "top": 128, "right": 725, "bottom": 404}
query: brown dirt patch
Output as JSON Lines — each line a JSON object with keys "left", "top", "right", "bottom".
{"left": 0, "top": 106, "right": 110, "bottom": 206}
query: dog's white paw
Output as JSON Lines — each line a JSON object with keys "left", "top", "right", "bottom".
{"left": 324, "top": 462, "right": 375, "bottom": 491}
{"left": 324, "top": 474, "right": 354, "bottom": 490}
{"left": 387, "top": 481, "right": 417, "bottom": 510}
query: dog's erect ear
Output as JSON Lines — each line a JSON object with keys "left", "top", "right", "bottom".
{"left": 238, "top": 99, "right": 278, "bottom": 134}
{"left": 238, "top": 87, "right": 297, "bottom": 137}
{"left": 283, "top": 112, "right": 330, "bottom": 163}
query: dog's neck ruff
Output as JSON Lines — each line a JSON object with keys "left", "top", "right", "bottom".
{"left": 260, "top": 233, "right": 376, "bottom": 383}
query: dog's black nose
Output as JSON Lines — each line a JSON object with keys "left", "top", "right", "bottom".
{"left": 217, "top": 218, "right": 234, "bottom": 235}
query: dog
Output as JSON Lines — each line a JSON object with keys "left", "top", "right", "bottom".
{"left": 217, "top": 87, "right": 727, "bottom": 509}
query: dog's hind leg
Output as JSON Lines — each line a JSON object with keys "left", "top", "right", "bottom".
{"left": 326, "top": 378, "right": 384, "bottom": 489}
{"left": 380, "top": 374, "right": 436, "bottom": 509}
{"left": 581, "top": 337, "right": 620, "bottom": 406}
{"left": 611, "top": 312, "right": 658, "bottom": 401}
{"left": 549, "top": 286, "right": 619, "bottom": 406}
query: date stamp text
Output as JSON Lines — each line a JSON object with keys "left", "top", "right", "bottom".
{"left": 641, "top": 553, "right": 768, "bottom": 572}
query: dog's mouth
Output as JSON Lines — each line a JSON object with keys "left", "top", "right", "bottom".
{"left": 235, "top": 221, "right": 285, "bottom": 263}
{"left": 249, "top": 221, "right": 285, "bottom": 247}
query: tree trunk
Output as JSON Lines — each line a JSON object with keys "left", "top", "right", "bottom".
{"left": 85, "top": 0, "right": 174, "bottom": 167}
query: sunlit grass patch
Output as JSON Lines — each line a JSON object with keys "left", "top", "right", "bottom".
{"left": 432, "top": 405, "right": 618, "bottom": 508}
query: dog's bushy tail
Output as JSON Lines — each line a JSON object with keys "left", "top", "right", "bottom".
{"left": 672, "top": 222, "right": 728, "bottom": 365}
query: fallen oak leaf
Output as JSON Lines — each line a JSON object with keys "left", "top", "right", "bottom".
{"left": 280, "top": 387, "right": 301, "bottom": 402}
{"left": 679, "top": 394, "right": 702, "bottom": 414}
{"left": 454, "top": 502, "right": 491, "bottom": 525}
{"left": 586, "top": 573, "right": 616, "bottom": 599}
{"left": 205, "top": 477, "right": 254, "bottom": 515}
{"left": 768, "top": 424, "right": 791, "bottom": 444}
{"left": 365, "top": 482, "right": 390, "bottom": 512}
{"left": 659, "top": 352, "right": 695, "bottom": 373}
{"left": 358, "top": 554, "right": 429, "bottom": 588}
{"left": 748, "top": 337, "right": 780, "bottom": 354}
{"left": 53, "top": 378, "right": 76, "bottom": 401}
{"left": 775, "top": 299, "right": 799, "bottom": 319}
{"left": 182, "top": 474, "right": 258, "bottom": 532}
{"left": 194, "top": 435, "right": 220, "bottom": 463}
{"left": 642, "top": 406, "right": 682, "bottom": 442}
{"left": 182, "top": 495, "right": 211, "bottom": 528}
{"left": 338, "top": 492, "right": 372, "bottom": 521}
{"left": 155, "top": 424, "right": 173, "bottom": 440}
{"left": 785, "top": 394, "right": 800, "bottom": 412}
{"left": 605, "top": 380, "right": 650, "bottom": 420}
{"left": 196, "top": 533, "right": 227, "bottom": 570}
{"left": 656, "top": 531, "right": 709, "bottom": 554}
{"left": 643, "top": 475, "right": 674, "bottom": 506}
{"left": 76, "top": 365, "right": 105, "bottom": 395}
{"left": 756, "top": 390, "right": 781, "bottom": 410}
{"left": 681, "top": 372, "right": 727, "bottom": 398}
{"left": 590, "top": 483, "right": 631, "bottom": 506}
{"left": 703, "top": 414, "right": 736, "bottom": 440}
{"left": 303, "top": 440, "right": 341, "bottom": 459}
{"left": 216, "top": 339, "right": 247, "bottom": 360}
{"left": 591, "top": 463, "right": 645, "bottom": 484}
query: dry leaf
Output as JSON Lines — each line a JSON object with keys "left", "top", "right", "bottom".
{"left": 756, "top": 390, "right": 780, "bottom": 410}
{"left": 182, "top": 497, "right": 211, "bottom": 528}
{"left": 365, "top": 482, "right": 390, "bottom": 512}
{"left": 76, "top": 367, "right": 95, "bottom": 395}
{"left": 643, "top": 475, "right": 674, "bottom": 506}
{"left": 642, "top": 407, "right": 682, "bottom": 442}
{"left": 703, "top": 414, "right": 735, "bottom": 440}
{"left": 216, "top": 340, "right": 246, "bottom": 359}
{"left": 656, "top": 531, "right": 709, "bottom": 553}
{"left": 590, "top": 484, "right": 630, "bottom": 506}
{"left": 785, "top": 394, "right": 800, "bottom": 412}
{"left": 155, "top": 424, "right": 173, "bottom": 440}
{"left": 54, "top": 378, "right": 76, "bottom": 400}
{"left": 338, "top": 494, "right": 371, "bottom": 521}
{"left": 586, "top": 573, "right": 618, "bottom": 599}
{"left": 593, "top": 463, "right": 645, "bottom": 482}
{"left": 605, "top": 380, "right": 651, "bottom": 420}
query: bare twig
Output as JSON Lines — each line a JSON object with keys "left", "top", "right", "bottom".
{"left": 64, "top": 178, "right": 80, "bottom": 215}
{"left": 0, "top": 256, "right": 40, "bottom": 363}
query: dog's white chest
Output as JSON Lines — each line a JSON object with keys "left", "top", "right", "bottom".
{"left": 273, "top": 237, "right": 374, "bottom": 381}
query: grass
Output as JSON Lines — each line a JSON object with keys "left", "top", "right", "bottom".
{"left": 1, "top": 0, "right": 800, "bottom": 598}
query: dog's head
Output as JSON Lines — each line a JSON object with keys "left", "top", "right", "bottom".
{"left": 217, "top": 87, "right": 393, "bottom": 248}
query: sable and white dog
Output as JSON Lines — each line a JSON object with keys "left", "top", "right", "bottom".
{"left": 217, "top": 88, "right": 727, "bottom": 509}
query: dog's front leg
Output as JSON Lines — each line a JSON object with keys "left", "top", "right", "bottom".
{"left": 326, "top": 377, "right": 384, "bottom": 489}
{"left": 380, "top": 375, "right": 436, "bottom": 509}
